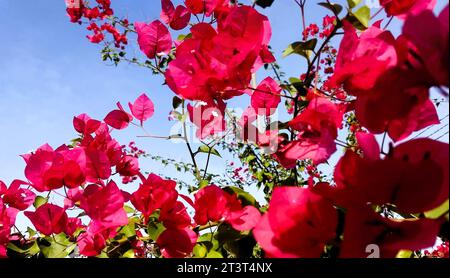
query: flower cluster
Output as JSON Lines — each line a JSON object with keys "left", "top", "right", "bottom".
{"left": 1, "top": 0, "right": 448, "bottom": 259}
{"left": 65, "top": 0, "right": 128, "bottom": 47}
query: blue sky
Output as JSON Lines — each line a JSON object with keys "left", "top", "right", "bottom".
{"left": 0, "top": 0, "right": 448, "bottom": 191}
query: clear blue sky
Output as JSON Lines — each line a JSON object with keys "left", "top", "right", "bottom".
{"left": 0, "top": 0, "right": 448, "bottom": 189}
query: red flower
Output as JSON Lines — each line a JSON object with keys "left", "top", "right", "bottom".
{"left": 274, "top": 95, "right": 343, "bottom": 167}
{"left": 65, "top": 0, "right": 84, "bottom": 23}
{"left": 315, "top": 134, "right": 449, "bottom": 214}
{"left": 329, "top": 21, "right": 397, "bottom": 94}
{"left": 80, "top": 181, "right": 128, "bottom": 232}
{"left": 161, "top": 0, "right": 191, "bottom": 30}
{"left": 251, "top": 77, "right": 281, "bottom": 116}
{"left": 65, "top": 217, "right": 83, "bottom": 236}
{"left": 253, "top": 187, "right": 337, "bottom": 258}
{"left": 23, "top": 144, "right": 86, "bottom": 192}
{"left": 73, "top": 113, "right": 101, "bottom": 135}
{"left": 403, "top": 5, "right": 449, "bottom": 87}
{"left": 194, "top": 185, "right": 261, "bottom": 231}
{"left": 187, "top": 100, "right": 226, "bottom": 139}
{"left": 83, "top": 7, "right": 101, "bottom": 20}
{"left": 0, "top": 200, "right": 18, "bottom": 258}
{"left": 380, "top": 0, "right": 436, "bottom": 17}
{"left": 104, "top": 102, "right": 133, "bottom": 130}
{"left": 184, "top": 0, "right": 229, "bottom": 16}
{"left": 160, "top": 201, "right": 192, "bottom": 229}
{"left": 0, "top": 180, "right": 35, "bottom": 211}
{"left": 77, "top": 228, "right": 110, "bottom": 257}
{"left": 193, "top": 185, "right": 230, "bottom": 225}
{"left": 116, "top": 155, "right": 140, "bottom": 177}
{"left": 130, "top": 174, "right": 178, "bottom": 222}
{"left": 128, "top": 93, "right": 155, "bottom": 126}
{"left": 341, "top": 207, "right": 441, "bottom": 258}
{"left": 24, "top": 204, "right": 68, "bottom": 236}
{"left": 135, "top": 20, "right": 172, "bottom": 59}
{"left": 156, "top": 227, "right": 198, "bottom": 258}
{"left": 165, "top": 6, "right": 271, "bottom": 102}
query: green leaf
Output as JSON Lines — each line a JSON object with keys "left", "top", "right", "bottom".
{"left": 124, "top": 205, "right": 135, "bottom": 214}
{"left": 177, "top": 33, "right": 192, "bottom": 41}
{"left": 7, "top": 241, "right": 39, "bottom": 256}
{"left": 396, "top": 250, "right": 413, "bottom": 258}
{"left": 121, "top": 221, "right": 137, "bottom": 238}
{"left": 282, "top": 39, "right": 317, "bottom": 59}
{"left": 353, "top": 5, "right": 370, "bottom": 28}
{"left": 223, "top": 186, "right": 259, "bottom": 207}
{"left": 424, "top": 199, "right": 449, "bottom": 219}
{"left": 206, "top": 250, "right": 223, "bottom": 258}
{"left": 27, "top": 227, "right": 36, "bottom": 237}
{"left": 172, "top": 96, "right": 183, "bottom": 109}
{"left": 147, "top": 221, "right": 165, "bottom": 241}
{"left": 198, "top": 233, "right": 220, "bottom": 251}
{"left": 121, "top": 249, "right": 135, "bottom": 258}
{"left": 193, "top": 244, "right": 208, "bottom": 258}
{"left": 33, "top": 196, "right": 48, "bottom": 209}
{"left": 39, "top": 233, "right": 76, "bottom": 258}
{"left": 196, "top": 145, "right": 222, "bottom": 158}
{"left": 318, "top": 2, "right": 343, "bottom": 15}
{"left": 198, "top": 179, "right": 210, "bottom": 189}
{"left": 254, "top": 0, "right": 275, "bottom": 8}
{"left": 347, "top": 0, "right": 362, "bottom": 9}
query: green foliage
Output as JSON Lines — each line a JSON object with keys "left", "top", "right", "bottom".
{"left": 38, "top": 233, "right": 76, "bottom": 258}
{"left": 347, "top": 0, "right": 362, "bottom": 9}
{"left": 318, "top": 2, "right": 343, "bottom": 15}
{"left": 196, "top": 145, "right": 222, "bottom": 158}
{"left": 33, "top": 196, "right": 48, "bottom": 209}
{"left": 283, "top": 39, "right": 318, "bottom": 60}
{"left": 254, "top": 0, "right": 275, "bottom": 8}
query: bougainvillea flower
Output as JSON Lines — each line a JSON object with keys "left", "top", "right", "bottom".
{"left": 193, "top": 185, "right": 230, "bottom": 225}
{"left": 68, "top": 147, "right": 111, "bottom": 183}
{"left": 65, "top": 0, "right": 84, "bottom": 23}
{"left": 159, "top": 201, "right": 192, "bottom": 229}
{"left": 80, "top": 124, "right": 123, "bottom": 168}
{"left": 24, "top": 144, "right": 86, "bottom": 191}
{"left": 184, "top": 0, "right": 230, "bottom": 16}
{"left": 165, "top": 6, "right": 271, "bottom": 102}
{"left": 65, "top": 217, "right": 83, "bottom": 236}
{"left": 386, "top": 99, "right": 440, "bottom": 142}
{"left": 24, "top": 204, "right": 68, "bottom": 236}
{"left": 403, "top": 5, "right": 449, "bottom": 86}
{"left": 354, "top": 68, "right": 437, "bottom": 141}
{"left": 128, "top": 93, "right": 155, "bottom": 126}
{"left": 135, "top": 20, "right": 172, "bottom": 59}
{"left": 253, "top": 187, "right": 337, "bottom": 258}
{"left": 80, "top": 181, "right": 128, "bottom": 232}
{"left": 0, "top": 180, "right": 35, "bottom": 211}
{"left": 104, "top": 102, "right": 133, "bottom": 130}
{"left": 73, "top": 113, "right": 101, "bottom": 135}
{"left": 274, "top": 95, "right": 343, "bottom": 167}
{"left": 193, "top": 185, "right": 261, "bottom": 231}
{"left": 157, "top": 227, "right": 198, "bottom": 258}
{"left": 116, "top": 155, "right": 140, "bottom": 177}
{"left": 161, "top": 0, "right": 191, "bottom": 30}
{"left": 0, "top": 200, "right": 18, "bottom": 258}
{"left": 329, "top": 21, "right": 397, "bottom": 94}
{"left": 380, "top": 0, "right": 436, "bottom": 17}
{"left": 227, "top": 205, "right": 261, "bottom": 232}
{"left": 341, "top": 207, "right": 441, "bottom": 258}
{"left": 130, "top": 174, "right": 178, "bottom": 222}
{"left": 188, "top": 100, "right": 226, "bottom": 139}
{"left": 251, "top": 77, "right": 281, "bottom": 116}
{"left": 315, "top": 135, "right": 449, "bottom": 214}
{"left": 77, "top": 228, "right": 109, "bottom": 257}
